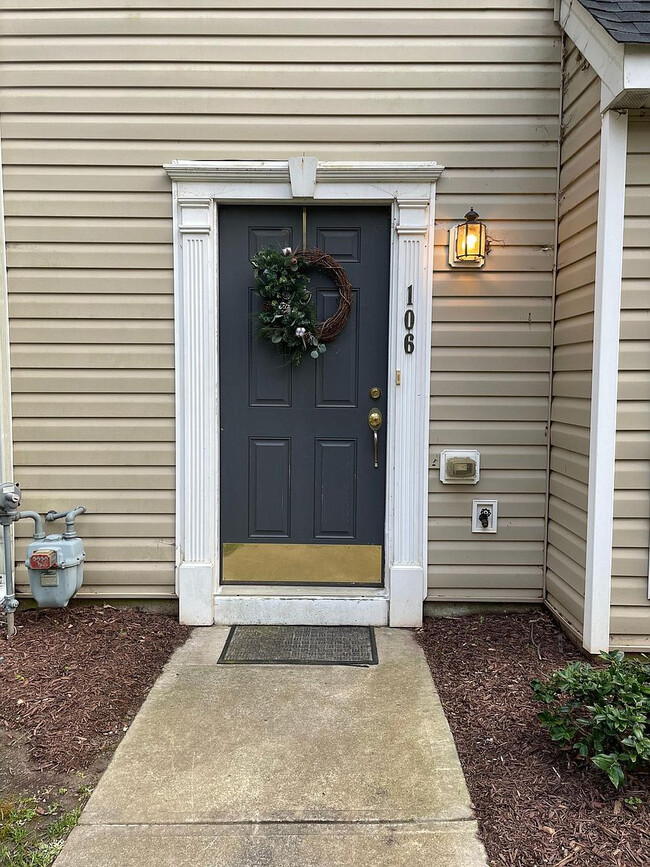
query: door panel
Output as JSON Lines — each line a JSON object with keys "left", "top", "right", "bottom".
{"left": 248, "top": 226, "right": 293, "bottom": 258}
{"left": 248, "top": 438, "right": 291, "bottom": 538}
{"left": 315, "top": 289, "right": 359, "bottom": 407}
{"left": 315, "top": 227, "right": 360, "bottom": 262}
{"left": 248, "top": 290, "right": 292, "bottom": 407}
{"left": 314, "top": 439, "right": 357, "bottom": 539}
{"left": 219, "top": 205, "right": 390, "bottom": 585}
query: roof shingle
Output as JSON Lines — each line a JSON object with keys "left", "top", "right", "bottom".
{"left": 578, "top": 0, "right": 650, "bottom": 42}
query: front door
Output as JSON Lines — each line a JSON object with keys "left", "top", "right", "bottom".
{"left": 219, "top": 206, "right": 390, "bottom": 586}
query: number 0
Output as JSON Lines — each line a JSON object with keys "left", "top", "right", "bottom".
{"left": 404, "top": 333, "right": 415, "bottom": 354}
{"left": 404, "top": 309, "right": 415, "bottom": 330}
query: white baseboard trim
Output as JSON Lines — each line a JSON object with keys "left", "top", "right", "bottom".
{"left": 178, "top": 562, "right": 215, "bottom": 626}
{"left": 389, "top": 565, "right": 425, "bottom": 627}
{"left": 213, "top": 595, "right": 389, "bottom": 626}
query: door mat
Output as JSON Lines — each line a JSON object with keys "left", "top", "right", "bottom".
{"left": 218, "top": 625, "right": 378, "bottom": 666}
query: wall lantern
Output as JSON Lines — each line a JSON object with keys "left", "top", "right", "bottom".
{"left": 448, "top": 207, "right": 487, "bottom": 268}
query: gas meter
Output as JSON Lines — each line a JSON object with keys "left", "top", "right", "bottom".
{"left": 0, "top": 488, "right": 88, "bottom": 638}
{"left": 26, "top": 506, "right": 87, "bottom": 608}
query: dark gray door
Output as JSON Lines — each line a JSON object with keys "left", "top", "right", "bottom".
{"left": 219, "top": 206, "right": 390, "bottom": 585}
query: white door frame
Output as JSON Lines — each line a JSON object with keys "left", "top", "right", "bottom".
{"left": 164, "top": 159, "right": 443, "bottom": 627}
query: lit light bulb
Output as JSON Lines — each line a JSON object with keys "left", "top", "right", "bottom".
{"left": 465, "top": 230, "right": 479, "bottom": 253}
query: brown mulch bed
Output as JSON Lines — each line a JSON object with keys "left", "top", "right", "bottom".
{"left": 417, "top": 611, "right": 650, "bottom": 867}
{"left": 0, "top": 605, "right": 191, "bottom": 773}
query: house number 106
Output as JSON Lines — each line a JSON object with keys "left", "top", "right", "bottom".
{"left": 403, "top": 284, "right": 415, "bottom": 354}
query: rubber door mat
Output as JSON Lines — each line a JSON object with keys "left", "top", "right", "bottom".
{"left": 218, "top": 625, "right": 378, "bottom": 666}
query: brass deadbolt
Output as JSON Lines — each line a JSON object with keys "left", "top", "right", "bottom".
{"left": 369, "top": 387, "right": 382, "bottom": 400}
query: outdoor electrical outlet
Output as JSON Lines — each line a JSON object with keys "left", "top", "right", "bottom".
{"left": 472, "top": 499, "right": 498, "bottom": 533}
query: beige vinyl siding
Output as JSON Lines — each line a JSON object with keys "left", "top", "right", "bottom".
{"left": 544, "top": 39, "right": 599, "bottom": 637}
{"left": 427, "top": 7, "right": 559, "bottom": 602}
{"left": 0, "top": 0, "right": 561, "bottom": 600}
{"left": 610, "top": 112, "right": 650, "bottom": 650}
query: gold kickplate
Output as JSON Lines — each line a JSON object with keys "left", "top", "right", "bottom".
{"left": 222, "top": 543, "right": 383, "bottom": 585}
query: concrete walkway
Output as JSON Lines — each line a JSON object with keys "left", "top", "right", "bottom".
{"left": 55, "top": 627, "right": 487, "bottom": 866}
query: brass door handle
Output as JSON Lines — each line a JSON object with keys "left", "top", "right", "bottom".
{"left": 368, "top": 409, "right": 383, "bottom": 468}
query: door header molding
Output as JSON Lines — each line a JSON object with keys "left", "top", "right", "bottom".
{"left": 165, "top": 159, "right": 442, "bottom": 627}
{"left": 164, "top": 159, "right": 444, "bottom": 188}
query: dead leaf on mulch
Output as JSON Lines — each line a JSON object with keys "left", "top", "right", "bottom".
{"left": 417, "top": 612, "right": 650, "bottom": 867}
{"left": 0, "top": 606, "right": 191, "bottom": 773}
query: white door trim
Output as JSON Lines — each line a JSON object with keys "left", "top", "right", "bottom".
{"left": 584, "top": 103, "right": 628, "bottom": 654}
{"left": 164, "top": 159, "right": 443, "bottom": 627}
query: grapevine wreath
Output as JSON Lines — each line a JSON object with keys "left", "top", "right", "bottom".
{"left": 251, "top": 245, "right": 353, "bottom": 365}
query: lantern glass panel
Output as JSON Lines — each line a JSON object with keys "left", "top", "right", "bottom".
{"left": 456, "top": 220, "right": 486, "bottom": 262}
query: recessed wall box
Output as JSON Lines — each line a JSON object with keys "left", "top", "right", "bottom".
{"left": 472, "top": 499, "right": 498, "bottom": 533}
{"left": 439, "top": 449, "right": 480, "bottom": 484}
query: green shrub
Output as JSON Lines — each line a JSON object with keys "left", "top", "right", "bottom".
{"left": 531, "top": 651, "right": 650, "bottom": 788}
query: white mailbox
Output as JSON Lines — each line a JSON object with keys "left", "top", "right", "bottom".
{"left": 439, "top": 449, "right": 480, "bottom": 485}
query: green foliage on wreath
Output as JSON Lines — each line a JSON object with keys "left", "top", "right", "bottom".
{"left": 251, "top": 246, "right": 327, "bottom": 365}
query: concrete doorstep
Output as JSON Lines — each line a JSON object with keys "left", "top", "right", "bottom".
{"left": 54, "top": 628, "right": 488, "bottom": 866}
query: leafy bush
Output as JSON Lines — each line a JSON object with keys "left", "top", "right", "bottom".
{"left": 531, "top": 651, "right": 650, "bottom": 788}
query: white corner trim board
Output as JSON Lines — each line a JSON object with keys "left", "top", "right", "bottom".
{"left": 164, "top": 159, "right": 443, "bottom": 628}
{"left": 0, "top": 137, "right": 12, "bottom": 484}
{"left": 0, "top": 136, "right": 13, "bottom": 603}
{"left": 584, "top": 103, "right": 628, "bottom": 654}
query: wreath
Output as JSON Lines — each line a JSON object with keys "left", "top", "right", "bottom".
{"left": 251, "top": 245, "right": 353, "bottom": 365}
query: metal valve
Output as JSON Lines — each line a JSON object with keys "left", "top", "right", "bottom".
{"left": 479, "top": 508, "right": 492, "bottom": 529}
{"left": 0, "top": 482, "right": 22, "bottom": 639}
{"left": 0, "top": 483, "right": 21, "bottom": 515}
